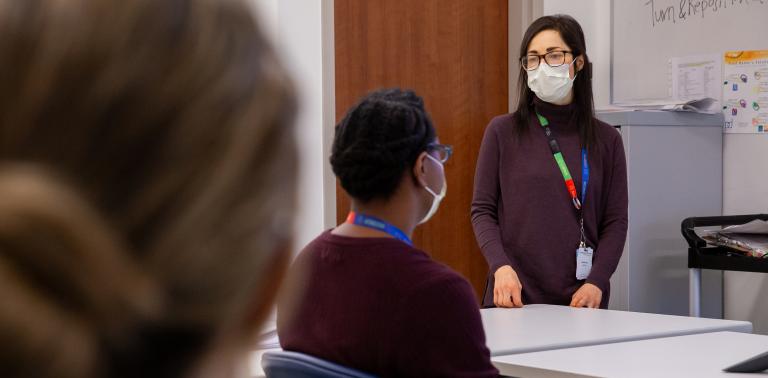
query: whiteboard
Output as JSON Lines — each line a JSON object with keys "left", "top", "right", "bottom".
{"left": 612, "top": 0, "right": 768, "bottom": 103}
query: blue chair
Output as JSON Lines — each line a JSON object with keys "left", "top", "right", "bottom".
{"left": 261, "top": 350, "right": 378, "bottom": 378}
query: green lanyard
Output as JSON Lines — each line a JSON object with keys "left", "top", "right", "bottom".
{"left": 536, "top": 113, "right": 588, "bottom": 211}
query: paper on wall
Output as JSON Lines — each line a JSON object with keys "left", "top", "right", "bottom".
{"left": 670, "top": 54, "right": 722, "bottom": 103}
{"left": 723, "top": 50, "right": 768, "bottom": 134}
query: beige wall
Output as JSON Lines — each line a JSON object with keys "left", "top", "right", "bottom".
{"left": 723, "top": 134, "right": 768, "bottom": 335}
{"left": 252, "top": 0, "right": 337, "bottom": 253}
{"left": 541, "top": 0, "right": 612, "bottom": 109}
{"left": 508, "top": 0, "right": 543, "bottom": 111}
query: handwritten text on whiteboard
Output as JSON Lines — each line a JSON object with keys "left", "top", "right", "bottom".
{"left": 645, "top": 0, "right": 766, "bottom": 27}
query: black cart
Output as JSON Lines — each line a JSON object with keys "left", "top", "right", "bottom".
{"left": 682, "top": 214, "right": 768, "bottom": 317}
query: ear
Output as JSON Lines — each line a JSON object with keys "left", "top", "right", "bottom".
{"left": 412, "top": 151, "right": 429, "bottom": 187}
{"left": 575, "top": 55, "right": 585, "bottom": 72}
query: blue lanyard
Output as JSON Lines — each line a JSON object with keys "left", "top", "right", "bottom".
{"left": 345, "top": 212, "right": 413, "bottom": 246}
{"left": 581, "top": 148, "right": 589, "bottom": 207}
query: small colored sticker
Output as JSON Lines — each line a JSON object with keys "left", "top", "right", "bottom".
{"left": 759, "top": 125, "right": 764, "bottom": 133}
{"left": 733, "top": 83, "right": 739, "bottom": 91}
{"left": 740, "top": 99, "right": 747, "bottom": 108}
{"left": 732, "top": 108, "right": 738, "bottom": 116}
{"left": 754, "top": 102, "right": 761, "bottom": 111}
{"left": 740, "top": 74, "right": 748, "bottom": 83}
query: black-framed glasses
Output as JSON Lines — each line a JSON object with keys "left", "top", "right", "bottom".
{"left": 521, "top": 50, "right": 573, "bottom": 71}
{"left": 426, "top": 143, "right": 453, "bottom": 164}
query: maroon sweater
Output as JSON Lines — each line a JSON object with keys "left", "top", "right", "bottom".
{"left": 471, "top": 98, "right": 628, "bottom": 308}
{"left": 277, "top": 231, "right": 498, "bottom": 377}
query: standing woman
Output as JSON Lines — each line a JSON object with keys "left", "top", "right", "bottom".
{"left": 471, "top": 15, "right": 627, "bottom": 309}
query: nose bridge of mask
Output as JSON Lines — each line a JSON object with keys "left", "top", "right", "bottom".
{"left": 537, "top": 60, "right": 571, "bottom": 78}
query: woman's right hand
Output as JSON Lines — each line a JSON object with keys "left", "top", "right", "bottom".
{"left": 493, "top": 265, "right": 524, "bottom": 308}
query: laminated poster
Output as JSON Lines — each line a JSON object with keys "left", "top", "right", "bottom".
{"left": 723, "top": 50, "right": 768, "bottom": 134}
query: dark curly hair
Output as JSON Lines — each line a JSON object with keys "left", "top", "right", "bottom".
{"left": 331, "top": 89, "right": 436, "bottom": 203}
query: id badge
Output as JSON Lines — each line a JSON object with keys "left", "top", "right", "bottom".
{"left": 576, "top": 246, "right": 593, "bottom": 280}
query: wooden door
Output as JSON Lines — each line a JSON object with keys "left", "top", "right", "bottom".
{"left": 334, "top": 0, "right": 508, "bottom": 299}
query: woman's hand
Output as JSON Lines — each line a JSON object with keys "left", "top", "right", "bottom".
{"left": 493, "top": 265, "right": 524, "bottom": 308}
{"left": 570, "top": 283, "right": 602, "bottom": 308}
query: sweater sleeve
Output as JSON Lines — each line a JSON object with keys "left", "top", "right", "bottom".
{"left": 471, "top": 118, "right": 513, "bottom": 274}
{"left": 586, "top": 130, "right": 629, "bottom": 293}
{"left": 391, "top": 274, "right": 499, "bottom": 377}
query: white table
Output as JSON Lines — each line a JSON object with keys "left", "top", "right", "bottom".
{"left": 492, "top": 331, "right": 768, "bottom": 378}
{"left": 482, "top": 304, "right": 752, "bottom": 356}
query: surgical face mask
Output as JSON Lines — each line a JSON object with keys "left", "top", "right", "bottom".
{"left": 526, "top": 61, "right": 576, "bottom": 105}
{"left": 419, "top": 154, "right": 447, "bottom": 225}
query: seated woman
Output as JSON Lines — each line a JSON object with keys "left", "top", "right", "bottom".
{"left": 0, "top": 0, "right": 297, "bottom": 376}
{"left": 277, "top": 89, "right": 498, "bottom": 377}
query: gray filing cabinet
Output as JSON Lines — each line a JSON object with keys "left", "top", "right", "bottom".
{"left": 597, "top": 111, "right": 723, "bottom": 318}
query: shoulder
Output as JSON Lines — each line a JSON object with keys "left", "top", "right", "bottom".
{"left": 291, "top": 230, "right": 332, "bottom": 260}
{"left": 593, "top": 118, "right": 625, "bottom": 153}
{"left": 594, "top": 118, "right": 621, "bottom": 140}
{"left": 595, "top": 118, "right": 621, "bottom": 144}
{"left": 482, "top": 112, "right": 527, "bottom": 148}
{"left": 399, "top": 252, "right": 478, "bottom": 307}
{"left": 489, "top": 113, "right": 516, "bottom": 127}
{"left": 485, "top": 113, "right": 516, "bottom": 135}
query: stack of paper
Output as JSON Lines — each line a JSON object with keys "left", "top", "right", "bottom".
{"left": 611, "top": 54, "right": 722, "bottom": 115}
{"left": 700, "top": 220, "right": 768, "bottom": 258}
{"left": 613, "top": 97, "right": 720, "bottom": 114}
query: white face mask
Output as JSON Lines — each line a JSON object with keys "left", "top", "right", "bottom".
{"left": 418, "top": 154, "right": 447, "bottom": 225}
{"left": 526, "top": 61, "right": 576, "bottom": 105}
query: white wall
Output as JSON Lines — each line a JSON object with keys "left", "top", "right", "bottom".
{"left": 252, "top": 0, "right": 337, "bottom": 253}
{"left": 543, "top": 0, "right": 768, "bottom": 334}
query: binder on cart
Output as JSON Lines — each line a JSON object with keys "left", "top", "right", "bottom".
{"left": 682, "top": 214, "right": 768, "bottom": 273}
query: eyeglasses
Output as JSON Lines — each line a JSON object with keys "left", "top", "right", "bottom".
{"left": 521, "top": 50, "right": 573, "bottom": 71}
{"left": 426, "top": 143, "right": 453, "bottom": 164}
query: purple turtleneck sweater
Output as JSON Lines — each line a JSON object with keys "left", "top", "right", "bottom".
{"left": 471, "top": 98, "right": 628, "bottom": 308}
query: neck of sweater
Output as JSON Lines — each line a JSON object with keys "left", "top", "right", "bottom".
{"left": 533, "top": 96, "right": 578, "bottom": 129}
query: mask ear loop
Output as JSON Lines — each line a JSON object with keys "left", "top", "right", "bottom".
{"left": 421, "top": 153, "right": 445, "bottom": 196}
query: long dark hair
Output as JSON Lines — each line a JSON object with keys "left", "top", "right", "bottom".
{"left": 513, "top": 14, "right": 597, "bottom": 150}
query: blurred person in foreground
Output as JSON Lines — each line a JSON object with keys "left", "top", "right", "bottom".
{"left": 0, "top": 0, "right": 297, "bottom": 376}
